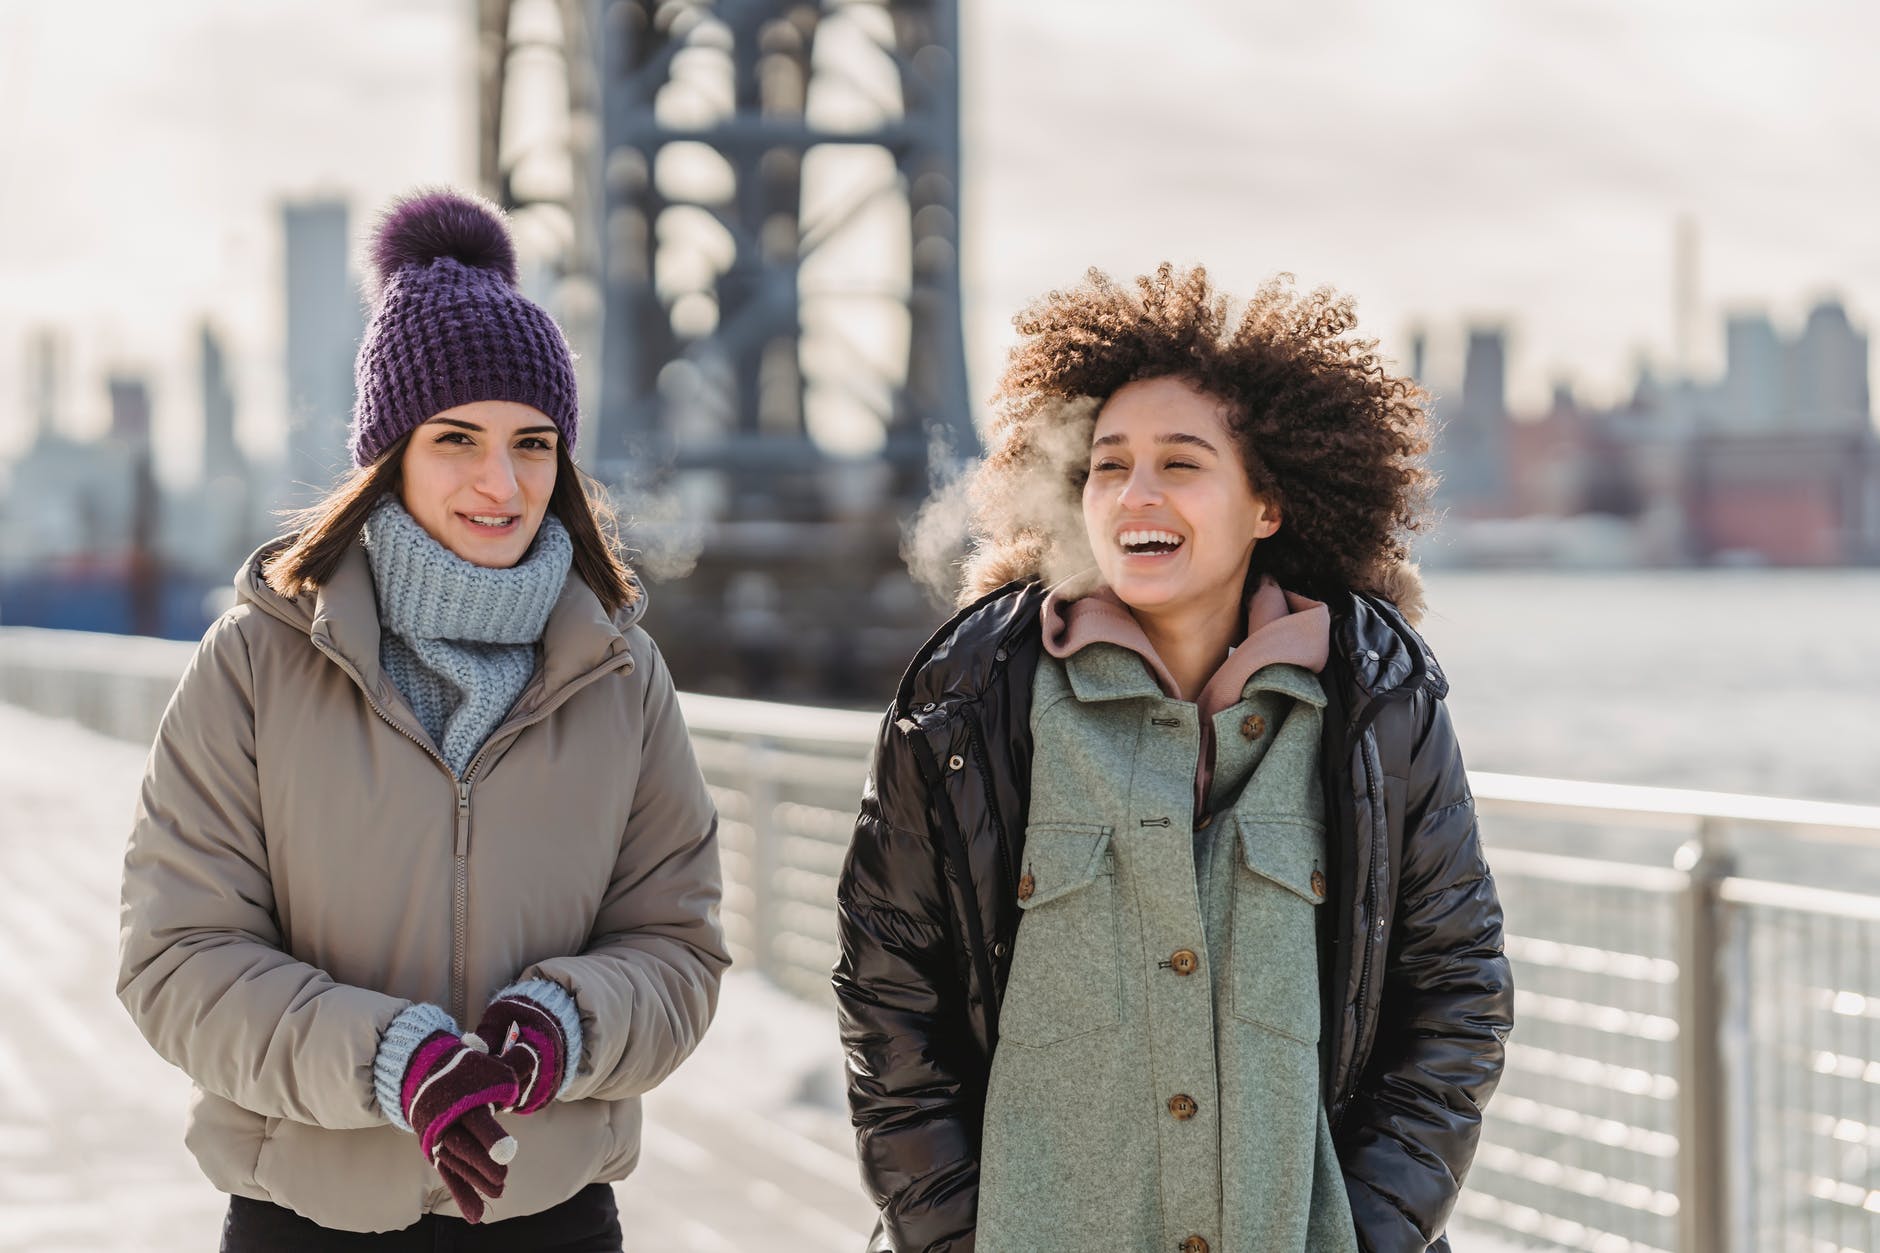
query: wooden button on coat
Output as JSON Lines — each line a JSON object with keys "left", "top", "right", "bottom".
{"left": 1167, "top": 1093, "right": 1198, "bottom": 1121}
{"left": 1169, "top": 949, "right": 1199, "bottom": 976}
{"left": 1310, "top": 869, "right": 1327, "bottom": 898}
{"left": 1180, "top": 1238, "right": 1210, "bottom": 1253}
{"left": 1016, "top": 872, "right": 1035, "bottom": 902}
{"left": 1240, "top": 714, "right": 1265, "bottom": 740}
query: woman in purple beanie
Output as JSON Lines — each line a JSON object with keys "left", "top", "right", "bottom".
{"left": 117, "top": 188, "right": 728, "bottom": 1250}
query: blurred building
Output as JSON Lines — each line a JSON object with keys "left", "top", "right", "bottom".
{"left": 28, "top": 327, "right": 60, "bottom": 442}
{"left": 0, "top": 336, "right": 137, "bottom": 574}
{"left": 282, "top": 198, "right": 359, "bottom": 504}
{"left": 1788, "top": 300, "right": 1871, "bottom": 431}
{"left": 1722, "top": 313, "right": 1785, "bottom": 431}
{"left": 0, "top": 324, "right": 264, "bottom": 636}
{"left": 163, "top": 323, "right": 260, "bottom": 580}
{"left": 200, "top": 321, "right": 242, "bottom": 483}
{"left": 1430, "top": 326, "right": 1513, "bottom": 516}
{"left": 1474, "top": 297, "right": 1879, "bottom": 567}
{"left": 0, "top": 367, "right": 172, "bottom": 632}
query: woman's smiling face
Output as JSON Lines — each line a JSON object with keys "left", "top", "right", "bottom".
{"left": 397, "top": 400, "right": 559, "bottom": 567}
{"left": 1082, "top": 376, "right": 1279, "bottom": 617}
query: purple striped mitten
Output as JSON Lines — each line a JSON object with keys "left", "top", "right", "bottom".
{"left": 470, "top": 979, "right": 584, "bottom": 1115}
{"left": 374, "top": 1003, "right": 522, "bottom": 1223}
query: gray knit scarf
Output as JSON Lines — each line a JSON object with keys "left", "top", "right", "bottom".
{"left": 360, "top": 497, "right": 573, "bottom": 777}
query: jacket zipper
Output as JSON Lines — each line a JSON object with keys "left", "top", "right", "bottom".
{"left": 963, "top": 712, "right": 1017, "bottom": 909}
{"left": 1343, "top": 733, "right": 1382, "bottom": 1124}
{"left": 1330, "top": 623, "right": 1430, "bottom": 1129}
{"left": 453, "top": 781, "right": 472, "bottom": 1022}
{"left": 312, "top": 634, "right": 633, "bottom": 1025}
{"left": 446, "top": 650, "right": 638, "bottom": 1019}
{"left": 904, "top": 722, "right": 1001, "bottom": 1050}
{"left": 310, "top": 637, "right": 470, "bottom": 1017}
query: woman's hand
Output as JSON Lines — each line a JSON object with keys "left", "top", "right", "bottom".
{"left": 397, "top": 1030, "right": 521, "bottom": 1223}
{"left": 429, "top": 1101, "right": 518, "bottom": 1222}
{"left": 470, "top": 980, "right": 580, "bottom": 1116}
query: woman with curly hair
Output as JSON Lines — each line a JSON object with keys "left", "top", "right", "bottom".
{"left": 835, "top": 265, "right": 1512, "bottom": 1252}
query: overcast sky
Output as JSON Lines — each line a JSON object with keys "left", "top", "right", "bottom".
{"left": 2, "top": 0, "right": 1876, "bottom": 480}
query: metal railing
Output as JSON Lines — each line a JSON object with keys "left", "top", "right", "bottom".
{"left": 1455, "top": 782, "right": 1880, "bottom": 1253}
{"left": 5, "top": 625, "right": 1880, "bottom": 1252}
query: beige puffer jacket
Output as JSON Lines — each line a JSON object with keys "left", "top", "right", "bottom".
{"left": 116, "top": 537, "right": 728, "bottom": 1232}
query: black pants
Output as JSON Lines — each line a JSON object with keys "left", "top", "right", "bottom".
{"left": 220, "top": 1182, "right": 622, "bottom": 1252}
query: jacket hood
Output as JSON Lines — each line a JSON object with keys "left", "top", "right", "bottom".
{"left": 235, "top": 534, "right": 648, "bottom": 707}
{"left": 1334, "top": 583, "right": 1448, "bottom": 739}
{"left": 1361, "top": 559, "right": 1427, "bottom": 628}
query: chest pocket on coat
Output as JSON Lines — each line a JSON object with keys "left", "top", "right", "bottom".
{"left": 998, "top": 823, "right": 1119, "bottom": 1049}
{"left": 1231, "top": 814, "right": 1328, "bottom": 1045}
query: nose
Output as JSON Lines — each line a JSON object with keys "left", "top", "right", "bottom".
{"left": 1116, "top": 464, "right": 1162, "bottom": 511}
{"left": 472, "top": 446, "right": 521, "bottom": 503}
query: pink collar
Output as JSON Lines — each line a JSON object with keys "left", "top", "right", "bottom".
{"left": 1041, "top": 577, "right": 1330, "bottom": 719}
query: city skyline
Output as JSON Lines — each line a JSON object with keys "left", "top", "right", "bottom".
{"left": 3, "top": 0, "right": 1877, "bottom": 484}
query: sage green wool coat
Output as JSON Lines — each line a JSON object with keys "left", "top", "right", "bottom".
{"left": 977, "top": 643, "right": 1360, "bottom": 1253}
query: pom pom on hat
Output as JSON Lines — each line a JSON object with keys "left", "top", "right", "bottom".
{"left": 369, "top": 188, "right": 519, "bottom": 294}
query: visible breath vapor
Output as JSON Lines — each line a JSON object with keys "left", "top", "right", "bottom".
{"left": 904, "top": 395, "right": 1104, "bottom": 606}
{"left": 601, "top": 461, "right": 707, "bottom": 585}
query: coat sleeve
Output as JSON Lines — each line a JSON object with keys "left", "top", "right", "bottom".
{"left": 833, "top": 712, "right": 981, "bottom": 1253}
{"left": 1341, "top": 692, "right": 1514, "bottom": 1252}
{"left": 116, "top": 612, "right": 407, "bottom": 1129}
{"left": 524, "top": 636, "right": 729, "bottom": 1103}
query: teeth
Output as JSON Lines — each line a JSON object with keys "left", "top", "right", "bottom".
{"left": 469, "top": 515, "right": 516, "bottom": 526}
{"left": 1119, "top": 529, "right": 1184, "bottom": 549}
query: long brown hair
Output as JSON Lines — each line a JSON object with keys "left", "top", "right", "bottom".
{"left": 262, "top": 437, "right": 640, "bottom": 612}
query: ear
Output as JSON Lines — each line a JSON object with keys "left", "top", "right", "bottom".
{"left": 1253, "top": 502, "right": 1281, "bottom": 540}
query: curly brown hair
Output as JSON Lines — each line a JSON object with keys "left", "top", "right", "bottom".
{"left": 946, "top": 264, "right": 1434, "bottom": 611}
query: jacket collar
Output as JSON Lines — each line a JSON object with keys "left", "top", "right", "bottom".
{"left": 894, "top": 580, "right": 1048, "bottom": 720}
{"left": 1062, "top": 645, "right": 1327, "bottom": 710}
{"left": 893, "top": 577, "right": 1444, "bottom": 726}
{"left": 1043, "top": 578, "right": 1331, "bottom": 713}
{"left": 236, "top": 534, "right": 646, "bottom": 716}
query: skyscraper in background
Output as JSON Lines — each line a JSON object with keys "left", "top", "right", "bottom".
{"left": 108, "top": 374, "right": 152, "bottom": 445}
{"left": 282, "top": 199, "right": 359, "bottom": 503}
{"left": 1719, "top": 301, "right": 1871, "bottom": 433}
{"left": 1432, "top": 326, "right": 1512, "bottom": 513}
{"left": 1723, "top": 313, "right": 1785, "bottom": 430}
{"left": 199, "top": 322, "right": 243, "bottom": 484}
{"left": 1789, "top": 300, "right": 1870, "bottom": 431}
{"left": 104, "top": 373, "right": 162, "bottom": 633}
{"left": 28, "top": 328, "right": 60, "bottom": 442}
{"left": 180, "top": 320, "right": 258, "bottom": 579}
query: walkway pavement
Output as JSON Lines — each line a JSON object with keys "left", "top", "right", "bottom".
{"left": 0, "top": 700, "right": 1522, "bottom": 1252}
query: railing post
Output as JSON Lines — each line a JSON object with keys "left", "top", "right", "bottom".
{"left": 1673, "top": 821, "right": 1734, "bottom": 1253}
{"left": 747, "top": 740, "right": 781, "bottom": 981}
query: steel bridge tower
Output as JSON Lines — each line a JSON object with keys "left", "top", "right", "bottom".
{"left": 478, "top": 0, "right": 974, "bottom": 697}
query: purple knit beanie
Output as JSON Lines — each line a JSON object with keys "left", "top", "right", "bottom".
{"left": 349, "top": 188, "right": 578, "bottom": 466}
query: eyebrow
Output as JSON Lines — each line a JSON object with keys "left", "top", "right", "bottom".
{"left": 426, "top": 418, "right": 559, "bottom": 437}
{"left": 1091, "top": 431, "right": 1220, "bottom": 454}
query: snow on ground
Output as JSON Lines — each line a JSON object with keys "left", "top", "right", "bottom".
{"left": 0, "top": 702, "right": 222, "bottom": 1250}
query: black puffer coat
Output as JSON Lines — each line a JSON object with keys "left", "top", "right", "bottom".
{"left": 833, "top": 579, "right": 1513, "bottom": 1253}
